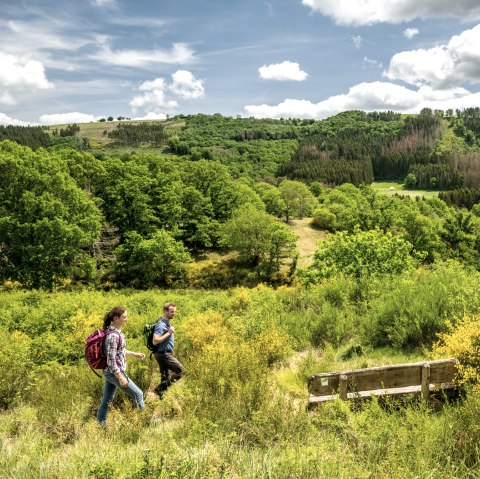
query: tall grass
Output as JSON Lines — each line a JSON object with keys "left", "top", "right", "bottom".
{"left": 1, "top": 260, "right": 480, "bottom": 477}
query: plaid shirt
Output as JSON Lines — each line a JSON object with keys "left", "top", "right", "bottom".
{"left": 104, "top": 326, "right": 126, "bottom": 374}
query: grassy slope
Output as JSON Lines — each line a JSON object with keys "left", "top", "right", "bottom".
{"left": 288, "top": 218, "right": 325, "bottom": 267}
{"left": 47, "top": 118, "right": 185, "bottom": 149}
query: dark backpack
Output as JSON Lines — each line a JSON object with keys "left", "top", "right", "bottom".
{"left": 85, "top": 329, "right": 121, "bottom": 377}
{"left": 143, "top": 319, "right": 163, "bottom": 352}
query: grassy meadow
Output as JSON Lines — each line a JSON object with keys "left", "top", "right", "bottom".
{"left": 48, "top": 118, "right": 185, "bottom": 150}
{"left": 371, "top": 181, "right": 440, "bottom": 199}
{"left": 2, "top": 261, "right": 480, "bottom": 478}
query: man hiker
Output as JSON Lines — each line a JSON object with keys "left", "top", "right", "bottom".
{"left": 153, "top": 302, "right": 185, "bottom": 397}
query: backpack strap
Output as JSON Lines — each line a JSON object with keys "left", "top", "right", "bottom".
{"left": 149, "top": 318, "right": 164, "bottom": 359}
{"left": 89, "top": 365, "right": 103, "bottom": 378}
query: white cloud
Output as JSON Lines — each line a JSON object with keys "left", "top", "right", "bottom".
{"left": 2, "top": 20, "right": 93, "bottom": 66}
{"left": 39, "top": 112, "right": 99, "bottom": 125}
{"left": 243, "top": 81, "right": 480, "bottom": 119}
{"left": 352, "top": 35, "right": 362, "bottom": 49}
{"left": 0, "top": 52, "right": 54, "bottom": 106}
{"left": 301, "top": 0, "right": 480, "bottom": 26}
{"left": 130, "top": 70, "right": 204, "bottom": 114}
{"left": 417, "top": 85, "right": 471, "bottom": 101}
{"left": 130, "top": 90, "right": 178, "bottom": 111}
{"left": 0, "top": 92, "right": 16, "bottom": 106}
{"left": 0, "top": 112, "right": 33, "bottom": 126}
{"left": 132, "top": 112, "right": 168, "bottom": 121}
{"left": 0, "top": 52, "right": 54, "bottom": 90}
{"left": 243, "top": 81, "right": 420, "bottom": 118}
{"left": 139, "top": 78, "right": 167, "bottom": 91}
{"left": 169, "top": 70, "right": 205, "bottom": 98}
{"left": 93, "top": 42, "right": 195, "bottom": 67}
{"left": 403, "top": 28, "right": 419, "bottom": 39}
{"left": 92, "top": 0, "right": 116, "bottom": 7}
{"left": 384, "top": 24, "right": 480, "bottom": 88}
{"left": 363, "top": 57, "right": 383, "bottom": 68}
{"left": 259, "top": 61, "right": 308, "bottom": 81}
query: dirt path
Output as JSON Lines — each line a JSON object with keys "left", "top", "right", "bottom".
{"left": 288, "top": 218, "right": 326, "bottom": 267}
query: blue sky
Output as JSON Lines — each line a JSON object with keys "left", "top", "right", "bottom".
{"left": 1, "top": 0, "right": 480, "bottom": 125}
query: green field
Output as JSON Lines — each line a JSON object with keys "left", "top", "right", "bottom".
{"left": 371, "top": 181, "right": 440, "bottom": 198}
{"left": 46, "top": 118, "right": 185, "bottom": 149}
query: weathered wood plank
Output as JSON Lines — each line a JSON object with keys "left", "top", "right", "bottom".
{"left": 309, "top": 382, "right": 457, "bottom": 404}
{"left": 308, "top": 358, "right": 459, "bottom": 404}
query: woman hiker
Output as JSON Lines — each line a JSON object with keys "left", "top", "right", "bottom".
{"left": 97, "top": 306, "right": 145, "bottom": 425}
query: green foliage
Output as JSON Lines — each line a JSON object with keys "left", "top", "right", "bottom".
{"left": 0, "top": 141, "right": 102, "bottom": 287}
{"left": 404, "top": 172, "right": 417, "bottom": 189}
{"left": 278, "top": 110, "right": 434, "bottom": 185}
{"left": 2, "top": 274, "right": 480, "bottom": 476}
{"left": 221, "top": 204, "right": 298, "bottom": 278}
{"left": 302, "top": 228, "right": 423, "bottom": 283}
{"left": 364, "top": 261, "right": 480, "bottom": 347}
{"left": 278, "top": 179, "right": 318, "bottom": 222}
{"left": 114, "top": 230, "right": 192, "bottom": 288}
{"left": 169, "top": 113, "right": 302, "bottom": 180}
{"left": 0, "top": 125, "right": 51, "bottom": 149}
{"left": 108, "top": 122, "right": 167, "bottom": 146}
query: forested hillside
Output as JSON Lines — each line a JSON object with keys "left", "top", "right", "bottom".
{"left": 1, "top": 109, "right": 480, "bottom": 290}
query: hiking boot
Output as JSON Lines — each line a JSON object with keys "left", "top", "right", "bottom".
{"left": 153, "top": 386, "right": 165, "bottom": 398}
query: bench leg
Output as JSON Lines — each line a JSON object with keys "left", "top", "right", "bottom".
{"left": 339, "top": 374, "right": 348, "bottom": 400}
{"left": 421, "top": 363, "right": 431, "bottom": 401}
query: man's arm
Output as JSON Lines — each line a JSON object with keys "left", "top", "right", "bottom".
{"left": 152, "top": 326, "right": 175, "bottom": 345}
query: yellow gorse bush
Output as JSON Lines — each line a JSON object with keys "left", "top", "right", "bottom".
{"left": 434, "top": 314, "right": 480, "bottom": 384}
{"left": 179, "top": 311, "right": 233, "bottom": 352}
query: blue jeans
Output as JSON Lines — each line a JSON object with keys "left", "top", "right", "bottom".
{"left": 97, "top": 370, "right": 144, "bottom": 424}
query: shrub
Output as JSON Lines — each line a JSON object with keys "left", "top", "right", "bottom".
{"left": 434, "top": 314, "right": 480, "bottom": 385}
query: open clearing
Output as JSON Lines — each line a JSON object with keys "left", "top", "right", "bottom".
{"left": 371, "top": 181, "right": 440, "bottom": 199}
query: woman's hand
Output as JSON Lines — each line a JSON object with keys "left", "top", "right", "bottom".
{"left": 118, "top": 375, "right": 128, "bottom": 388}
{"left": 136, "top": 352, "right": 146, "bottom": 360}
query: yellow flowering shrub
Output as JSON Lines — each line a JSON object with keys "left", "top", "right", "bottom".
{"left": 434, "top": 314, "right": 480, "bottom": 385}
{"left": 179, "top": 311, "right": 233, "bottom": 354}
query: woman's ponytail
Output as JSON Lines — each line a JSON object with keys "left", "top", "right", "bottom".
{"left": 103, "top": 306, "right": 126, "bottom": 330}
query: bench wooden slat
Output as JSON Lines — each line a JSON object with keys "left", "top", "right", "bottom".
{"left": 308, "top": 358, "right": 459, "bottom": 404}
{"left": 309, "top": 382, "right": 457, "bottom": 404}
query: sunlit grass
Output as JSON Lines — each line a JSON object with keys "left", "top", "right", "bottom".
{"left": 371, "top": 181, "right": 440, "bottom": 198}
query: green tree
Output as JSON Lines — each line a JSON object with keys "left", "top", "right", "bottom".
{"left": 0, "top": 141, "right": 102, "bottom": 287}
{"left": 180, "top": 186, "right": 220, "bottom": 248}
{"left": 221, "top": 204, "right": 298, "bottom": 278}
{"left": 395, "top": 211, "right": 443, "bottom": 263}
{"left": 278, "top": 179, "right": 318, "bottom": 223}
{"left": 404, "top": 173, "right": 417, "bottom": 189}
{"left": 114, "top": 230, "right": 192, "bottom": 288}
{"left": 254, "top": 182, "right": 285, "bottom": 217}
{"left": 97, "top": 157, "right": 156, "bottom": 237}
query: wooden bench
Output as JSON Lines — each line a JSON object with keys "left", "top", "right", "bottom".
{"left": 308, "top": 358, "right": 459, "bottom": 406}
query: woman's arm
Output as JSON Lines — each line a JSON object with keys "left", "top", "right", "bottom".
{"left": 126, "top": 350, "right": 145, "bottom": 359}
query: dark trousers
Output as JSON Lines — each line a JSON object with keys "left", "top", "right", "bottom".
{"left": 154, "top": 351, "right": 185, "bottom": 391}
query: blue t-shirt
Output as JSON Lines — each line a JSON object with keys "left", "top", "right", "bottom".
{"left": 153, "top": 318, "right": 174, "bottom": 352}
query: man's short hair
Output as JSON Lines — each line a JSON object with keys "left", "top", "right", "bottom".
{"left": 163, "top": 302, "right": 176, "bottom": 312}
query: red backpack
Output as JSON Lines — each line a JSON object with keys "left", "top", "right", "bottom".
{"left": 85, "top": 329, "right": 121, "bottom": 377}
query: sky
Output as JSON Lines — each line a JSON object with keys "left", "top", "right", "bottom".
{"left": 1, "top": 0, "right": 480, "bottom": 125}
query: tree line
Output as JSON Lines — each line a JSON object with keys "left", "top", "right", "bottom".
{"left": 0, "top": 141, "right": 317, "bottom": 289}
